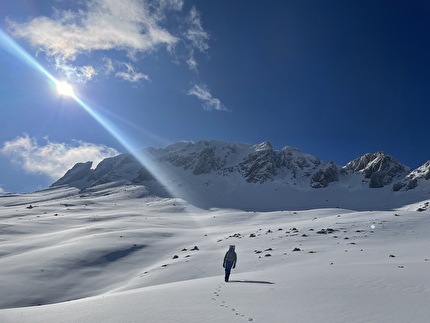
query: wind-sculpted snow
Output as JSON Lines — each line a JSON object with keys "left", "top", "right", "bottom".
{"left": 1, "top": 187, "right": 430, "bottom": 322}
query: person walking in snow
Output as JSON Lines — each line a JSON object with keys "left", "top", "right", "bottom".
{"left": 223, "top": 245, "right": 237, "bottom": 282}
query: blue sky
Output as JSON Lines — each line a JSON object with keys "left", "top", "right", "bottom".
{"left": 1, "top": 0, "right": 430, "bottom": 193}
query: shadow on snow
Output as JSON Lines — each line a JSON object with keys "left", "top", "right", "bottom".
{"left": 228, "top": 280, "right": 274, "bottom": 284}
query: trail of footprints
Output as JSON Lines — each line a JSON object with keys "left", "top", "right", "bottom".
{"left": 211, "top": 283, "right": 254, "bottom": 322}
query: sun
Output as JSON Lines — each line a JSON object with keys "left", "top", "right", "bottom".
{"left": 56, "top": 81, "right": 75, "bottom": 97}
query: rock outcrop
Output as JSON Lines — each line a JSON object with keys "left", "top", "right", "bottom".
{"left": 52, "top": 140, "right": 430, "bottom": 196}
{"left": 342, "top": 152, "right": 409, "bottom": 188}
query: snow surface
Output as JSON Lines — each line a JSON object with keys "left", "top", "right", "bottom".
{"left": 1, "top": 186, "right": 430, "bottom": 322}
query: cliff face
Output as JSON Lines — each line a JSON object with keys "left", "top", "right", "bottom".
{"left": 51, "top": 140, "right": 430, "bottom": 209}
{"left": 342, "top": 152, "right": 410, "bottom": 188}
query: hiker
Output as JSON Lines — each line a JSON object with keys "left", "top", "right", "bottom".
{"left": 223, "top": 245, "right": 237, "bottom": 282}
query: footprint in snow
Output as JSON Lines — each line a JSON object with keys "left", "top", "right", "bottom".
{"left": 213, "top": 281, "right": 254, "bottom": 322}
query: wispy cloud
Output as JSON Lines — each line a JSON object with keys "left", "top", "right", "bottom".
{"left": 54, "top": 58, "right": 97, "bottom": 83}
{"left": 187, "top": 84, "right": 226, "bottom": 111}
{"left": 116, "top": 63, "right": 150, "bottom": 83}
{"left": 0, "top": 135, "right": 119, "bottom": 180}
{"left": 183, "top": 6, "right": 209, "bottom": 72}
{"left": 186, "top": 55, "right": 198, "bottom": 72}
{"left": 184, "top": 7, "right": 209, "bottom": 53}
{"left": 103, "top": 57, "right": 115, "bottom": 75}
{"left": 7, "top": 0, "right": 181, "bottom": 83}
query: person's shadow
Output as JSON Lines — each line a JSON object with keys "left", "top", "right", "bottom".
{"left": 228, "top": 280, "right": 274, "bottom": 284}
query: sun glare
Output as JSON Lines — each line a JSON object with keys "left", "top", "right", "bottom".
{"left": 56, "top": 81, "right": 74, "bottom": 97}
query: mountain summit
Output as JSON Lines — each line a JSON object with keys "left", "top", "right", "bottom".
{"left": 52, "top": 140, "right": 430, "bottom": 210}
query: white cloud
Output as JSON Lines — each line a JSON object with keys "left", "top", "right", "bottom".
{"left": 116, "top": 63, "right": 150, "bottom": 83}
{"left": 54, "top": 58, "right": 97, "bottom": 83}
{"left": 7, "top": 0, "right": 182, "bottom": 83}
{"left": 182, "top": 6, "right": 209, "bottom": 72}
{"left": 186, "top": 54, "right": 198, "bottom": 72}
{"left": 102, "top": 58, "right": 149, "bottom": 82}
{"left": 103, "top": 57, "right": 115, "bottom": 75}
{"left": 155, "top": 0, "right": 184, "bottom": 17}
{"left": 0, "top": 135, "right": 119, "bottom": 180}
{"left": 184, "top": 7, "right": 209, "bottom": 53}
{"left": 187, "top": 84, "right": 226, "bottom": 111}
{"left": 0, "top": 185, "right": 5, "bottom": 194}
{"left": 8, "top": 0, "right": 211, "bottom": 76}
{"left": 8, "top": 0, "right": 178, "bottom": 61}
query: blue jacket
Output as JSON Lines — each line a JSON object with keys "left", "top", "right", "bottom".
{"left": 223, "top": 246, "right": 237, "bottom": 268}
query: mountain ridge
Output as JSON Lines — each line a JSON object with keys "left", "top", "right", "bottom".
{"left": 51, "top": 140, "right": 430, "bottom": 210}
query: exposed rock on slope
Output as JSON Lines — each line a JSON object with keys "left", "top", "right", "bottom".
{"left": 51, "top": 140, "right": 430, "bottom": 209}
{"left": 393, "top": 161, "right": 430, "bottom": 191}
{"left": 311, "top": 162, "right": 339, "bottom": 188}
{"left": 407, "top": 161, "right": 430, "bottom": 181}
{"left": 239, "top": 142, "right": 276, "bottom": 183}
{"left": 342, "top": 152, "right": 409, "bottom": 188}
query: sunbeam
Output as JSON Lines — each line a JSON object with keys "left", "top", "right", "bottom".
{"left": 0, "top": 28, "right": 177, "bottom": 199}
{"left": 0, "top": 29, "right": 56, "bottom": 84}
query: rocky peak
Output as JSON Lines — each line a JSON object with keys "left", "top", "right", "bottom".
{"left": 393, "top": 160, "right": 430, "bottom": 192}
{"left": 51, "top": 154, "right": 156, "bottom": 190}
{"left": 253, "top": 141, "right": 273, "bottom": 152}
{"left": 52, "top": 140, "right": 428, "bottom": 196}
{"left": 343, "top": 152, "right": 409, "bottom": 188}
{"left": 407, "top": 161, "right": 430, "bottom": 181}
{"left": 51, "top": 161, "right": 93, "bottom": 188}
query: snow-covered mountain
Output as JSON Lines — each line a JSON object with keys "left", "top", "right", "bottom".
{"left": 2, "top": 141, "right": 430, "bottom": 322}
{"left": 51, "top": 140, "right": 430, "bottom": 210}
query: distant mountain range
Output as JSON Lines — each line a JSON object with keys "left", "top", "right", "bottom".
{"left": 52, "top": 140, "right": 430, "bottom": 210}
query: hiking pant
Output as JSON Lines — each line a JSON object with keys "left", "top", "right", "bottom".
{"left": 224, "top": 260, "right": 233, "bottom": 282}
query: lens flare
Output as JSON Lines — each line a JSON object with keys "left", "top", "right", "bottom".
{"left": 0, "top": 28, "right": 177, "bottom": 199}
{"left": 56, "top": 81, "right": 74, "bottom": 97}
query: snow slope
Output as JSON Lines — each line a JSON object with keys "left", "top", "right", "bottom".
{"left": 1, "top": 186, "right": 430, "bottom": 322}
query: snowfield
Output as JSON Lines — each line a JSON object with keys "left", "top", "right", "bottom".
{"left": 1, "top": 186, "right": 430, "bottom": 322}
